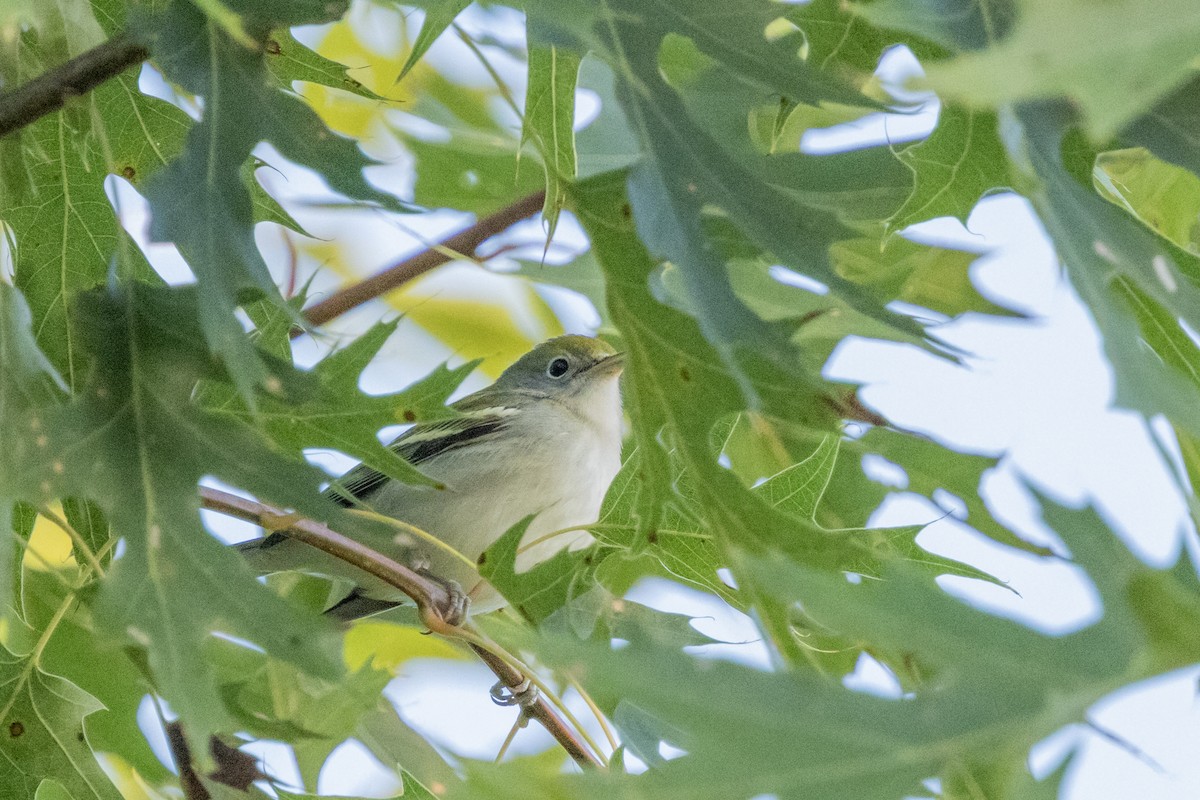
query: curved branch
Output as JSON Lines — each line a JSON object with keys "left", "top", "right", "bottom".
{"left": 199, "top": 485, "right": 602, "bottom": 769}
{"left": 0, "top": 32, "right": 149, "bottom": 138}
{"left": 297, "top": 190, "right": 547, "bottom": 333}
{"left": 199, "top": 486, "right": 458, "bottom": 624}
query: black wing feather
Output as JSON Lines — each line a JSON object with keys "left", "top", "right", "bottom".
{"left": 327, "top": 414, "right": 509, "bottom": 506}
{"left": 252, "top": 412, "right": 511, "bottom": 550}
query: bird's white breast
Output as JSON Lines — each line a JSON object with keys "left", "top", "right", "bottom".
{"left": 364, "top": 378, "right": 623, "bottom": 607}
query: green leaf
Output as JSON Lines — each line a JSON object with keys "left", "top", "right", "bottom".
{"left": 2, "top": 60, "right": 182, "bottom": 389}
{"left": 38, "top": 605, "right": 169, "bottom": 784}
{"left": 396, "top": 0, "right": 470, "bottom": 82}
{"left": 889, "top": 105, "right": 1009, "bottom": 231}
{"left": 1013, "top": 101, "right": 1200, "bottom": 438}
{"left": 788, "top": 0, "right": 899, "bottom": 79}
{"left": 404, "top": 133, "right": 545, "bottom": 216}
{"left": 34, "top": 779, "right": 75, "bottom": 800}
{"left": 209, "top": 321, "right": 475, "bottom": 489}
{"left": 145, "top": 2, "right": 411, "bottom": 399}
{"left": 0, "top": 643, "right": 121, "bottom": 800}
{"left": 589, "top": 448, "right": 737, "bottom": 607}
{"left": 1120, "top": 73, "right": 1200, "bottom": 181}
{"left": 522, "top": 23, "right": 581, "bottom": 239}
{"left": 477, "top": 517, "right": 583, "bottom": 624}
{"left": 848, "top": 428, "right": 1051, "bottom": 556}
{"left": 754, "top": 434, "right": 839, "bottom": 520}
{"left": 355, "top": 706, "right": 460, "bottom": 792}
{"left": 1094, "top": 147, "right": 1200, "bottom": 255}
{"left": 0, "top": 284, "right": 66, "bottom": 611}
{"left": 219, "top": 0, "right": 349, "bottom": 27}
{"left": 1114, "top": 278, "right": 1200, "bottom": 393}
{"left": 922, "top": 0, "right": 1200, "bottom": 137}
{"left": 857, "top": 0, "right": 1017, "bottom": 53}
{"left": 832, "top": 235, "right": 1017, "bottom": 318}
{"left": 265, "top": 27, "right": 382, "bottom": 100}
{"left": 219, "top": 649, "right": 392, "bottom": 789}
{"left": 59, "top": 500, "right": 110, "bottom": 573}
{"left": 38, "top": 286, "right": 345, "bottom": 746}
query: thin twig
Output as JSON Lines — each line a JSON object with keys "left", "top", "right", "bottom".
{"left": 199, "top": 486, "right": 603, "bottom": 769}
{"left": 0, "top": 32, "right": 149, "bottom": 138}
{"left": 494, "top": 715, "right": 523, "bottom": 762}
{"left": 296, "top": 189, "right": 546, "bottom": 333}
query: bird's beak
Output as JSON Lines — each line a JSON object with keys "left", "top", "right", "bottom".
{"left": 590, "top": 351, "right": 625, "bottom": 378}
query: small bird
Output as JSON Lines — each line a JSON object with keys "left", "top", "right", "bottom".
{"left": 238, "top": 335, "right": 625, "bottom": 619}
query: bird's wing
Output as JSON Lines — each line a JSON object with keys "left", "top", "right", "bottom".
{"left": 327, "top": 407, "right": 513, "bottom": 506}
{"left": 248, "top": 397, "right": 520, "bottom": 550}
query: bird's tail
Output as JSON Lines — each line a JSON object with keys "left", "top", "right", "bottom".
{"left": 233, "top": 534, "right": 297, "bottom": 575}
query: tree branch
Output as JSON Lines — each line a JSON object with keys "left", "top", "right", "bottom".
{"left": 467, "top": 641, "right": 601, "bottom": 767}
{"left": 199, "top": 486, "right": 459, "bottom": 626}
{"left": 0, "top": 32, "right": 149, "bottom": 139}
{"left": 297, "top": 190, "right": 547, "bottom": 333}
{"left": 164, "top": 719, "right": 209, "bottom": 800}
{"left": 199, "top": 486, "right": 603, "bottom": 769}
{"left": 164, "top": 719, "right": 263, "bottom": 798}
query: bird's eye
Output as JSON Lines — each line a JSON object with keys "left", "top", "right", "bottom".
{"left": 547, "top": 357, "right": 570, "bottom": 378}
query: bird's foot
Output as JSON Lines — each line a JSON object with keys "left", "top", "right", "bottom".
{"left": 417, "top": 570, "right": 470, "bottom": 629}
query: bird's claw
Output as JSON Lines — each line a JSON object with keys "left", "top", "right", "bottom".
{"left": 417, "top": 574, "right": 469, "bottom": 630}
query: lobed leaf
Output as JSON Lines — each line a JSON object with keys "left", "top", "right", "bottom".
{"left": 0, "top": 643, "right": 121, "bottom": 800}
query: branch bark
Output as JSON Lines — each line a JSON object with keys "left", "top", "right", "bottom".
{"left": 200, "top": 486, "right": 459, "bottom": 626}
{"left": 297, "top": 190, "right": 547, "bottom": 333}
{"left": 0, "top": 32, "right": 149, "bottom": 138}
{"left": 164, "top": 719, "right": 210, "bottom": 800}
{"left": 199, "top": 486, "right": 603, "bottom": 769}
{"left": 164, "top": 720, "right": 262, "bottom": 798}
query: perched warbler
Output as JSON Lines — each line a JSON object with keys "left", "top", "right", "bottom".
{"left": 238, "top": 335, "right": 625, "bottom": 619}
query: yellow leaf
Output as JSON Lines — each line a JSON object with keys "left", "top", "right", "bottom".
{"left": 23, "top": 507, "right": 74, "bottom": 572}
{"left": 344, "top": 621, "right": 465, "bottom": 672}
{"left": 397, "top": 267, "right": 565, "bottom": 377}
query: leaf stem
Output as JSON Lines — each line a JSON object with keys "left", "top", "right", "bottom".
{"left": 0, "top": 538, "right": 115, "bottom": 725}
{"left": 343, "top": 507, "right": 479, "bottom": 571}
{"left": 569, "top": 675, "right": 618, "bottom": 753}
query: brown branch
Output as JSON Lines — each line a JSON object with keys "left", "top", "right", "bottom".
{"left": 164, "top": 720, "right": 263, "bottom": 797}
{"left": 297, "top": 190, "right": 547, "bottom": 333}
{"left": 164, "top": 719, "right": 210, "bottom": 800}
{"left": 200, "top": 486, "right": 458, "bottom": 626}
{"left": 199, "top": 486, "right": 603, "bottom": 769}
{"left": 467, "top": 642, "right": 600, "bottom": 767}
{"left": 0, "top": 32, "right": 149, "bottom": 139}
